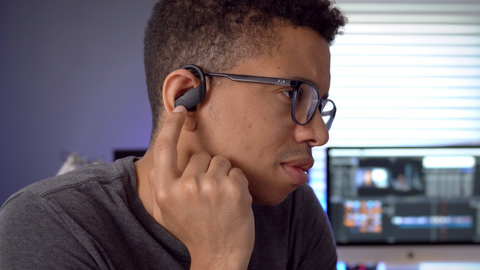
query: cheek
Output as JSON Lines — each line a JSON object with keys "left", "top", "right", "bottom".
{"left": 240, "top": 107, "right": 290, "bottom": 157}
{"left": 204, "top": 88, "right": 292, "bottom": 158}
{"left": 201, "top": 92, "right": 254, "bottom": 151}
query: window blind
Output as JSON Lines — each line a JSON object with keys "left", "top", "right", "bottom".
{"left": 311, "top": 0, "right": 480, "bottom": 208}
{"left": 327, "top": 0, "right": 480, "bottom": 147}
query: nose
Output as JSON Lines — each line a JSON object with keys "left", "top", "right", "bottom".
{"left": 293, "top": 110, "right": 329, "bottom": 147}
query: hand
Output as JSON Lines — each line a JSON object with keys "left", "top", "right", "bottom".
{"left": 148, "top": 106, "right": 255, "bottom": 270}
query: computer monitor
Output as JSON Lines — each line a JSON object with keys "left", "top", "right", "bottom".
{"left": 319, "top": 146, "right": 480, "bottom": 264}
{"left": 113, "top": 149, "right": 147, "bottom": 161}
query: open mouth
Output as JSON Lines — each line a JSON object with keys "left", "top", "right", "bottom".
{"left": 281, "top": 164, "right": 310, "bottom": 186}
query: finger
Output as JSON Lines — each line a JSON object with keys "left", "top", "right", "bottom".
{"left": 228, "top": 167, "right": 250, "bottom": 189}
{"left": 182, "top": 151, "right": 212, "bottom": 177}
{"left": 153, "top": 105, "right": 187, "bottom": 182}
{"left": 225, "top": 167, "right": 252, "bottom": 205}
{"left": 206, "top": 155, "right": 232, "bottom": 177}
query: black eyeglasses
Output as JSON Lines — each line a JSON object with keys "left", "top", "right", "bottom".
{"left": 205, "top": 72, "right": 336, "bottom": 130}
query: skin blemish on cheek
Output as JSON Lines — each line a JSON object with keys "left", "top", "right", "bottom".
{"left": 237, "top": 139, "right": 250, "bottom": 151}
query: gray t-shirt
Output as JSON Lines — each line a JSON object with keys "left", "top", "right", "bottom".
{"left": 0, "top": 157, "right": 337, "bottom": 269}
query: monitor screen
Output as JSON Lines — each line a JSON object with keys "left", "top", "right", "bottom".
{"left": 321, "top": 146, "right": 480, "bottom": 263}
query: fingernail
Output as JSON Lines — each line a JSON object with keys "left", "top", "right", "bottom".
{"left": 173, "top": 105, "right": 186, "bottom": 113}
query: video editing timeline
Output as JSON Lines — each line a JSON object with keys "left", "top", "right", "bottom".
{"left": 326, "top": 147, "right": 480, "bottom": 245}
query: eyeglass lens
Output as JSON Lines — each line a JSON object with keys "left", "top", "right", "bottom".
{"left": 293, "top": 83, "right": 335, "bottom": 129}
{"left": 294, "top": 83, "right": 319, "bottom": 125}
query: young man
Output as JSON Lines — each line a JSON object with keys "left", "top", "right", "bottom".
{"left": 0, "top": 0, "right": 346, "bottom": 269}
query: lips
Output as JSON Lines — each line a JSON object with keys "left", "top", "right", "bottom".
{"left": 281, "top": 158, "right": 314, "bottom": 186}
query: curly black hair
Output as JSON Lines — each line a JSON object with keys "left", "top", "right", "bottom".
{"left": 144, "top": 0, "right": 347, "bottom": 143}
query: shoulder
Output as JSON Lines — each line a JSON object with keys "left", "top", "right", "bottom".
{"left": 23, "top": 157, "right": 134, "bottom": 197}
{"left": 0, "top": 156, "right": 139, "bottom": 232}
{"left": 2, "top": 157, "right": 137, "bottom": 208}
{"left": 0, "top": 157, "right": 141, "bottom": 268}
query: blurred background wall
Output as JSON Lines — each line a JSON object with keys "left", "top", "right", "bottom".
{"left": 0, "top": 1, "right": 157, "bottom": 203}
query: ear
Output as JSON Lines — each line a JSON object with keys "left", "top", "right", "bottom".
{"left": 162, "top": 69, "right": 200, "bottom": 131}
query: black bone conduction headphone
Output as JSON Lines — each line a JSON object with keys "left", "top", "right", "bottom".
{"left": 174, "top": 64, "right": 206, "bottom": 111}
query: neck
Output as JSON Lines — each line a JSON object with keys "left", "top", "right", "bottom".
{"left": 134, "top": 148, "right": 156, "bottom": 218}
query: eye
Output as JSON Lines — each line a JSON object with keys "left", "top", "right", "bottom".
{"left": 282, "top": 90, "right": 295, "bottom": 99}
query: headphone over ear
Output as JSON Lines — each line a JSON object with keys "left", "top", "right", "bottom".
{"left": 174, "top": 64, "right": 206, "bottom": 111}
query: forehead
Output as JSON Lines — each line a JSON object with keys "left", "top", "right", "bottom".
{"left": 232, "top": 26, "right": 331, "bottom": 95}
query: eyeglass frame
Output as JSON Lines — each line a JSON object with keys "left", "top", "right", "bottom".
{"left": 204, "top": 72, "right": 336, "bottom": 130}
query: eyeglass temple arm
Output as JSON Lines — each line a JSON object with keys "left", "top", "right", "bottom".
{"left": 206, "top": 73, "right": 294, "bottom": 87}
